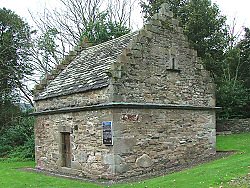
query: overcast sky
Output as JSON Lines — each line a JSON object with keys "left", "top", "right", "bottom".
{"left": 1, "top": 0, "right": 250, "bottom": 32}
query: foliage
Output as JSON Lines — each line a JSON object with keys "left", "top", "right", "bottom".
{"left": 215, "top": 28, "right": 250, "bottom": 119}
{"left": 30, "top": 0, "right": 134, "bottom": 78}
{"left": 8, "top": 133, "right": 35, "bottom": 160}
{"left": 0, "top": 101, "right": 22, "bottom": 133}
{"left": 0, "top": 7, "right": 34, "bottom": 124}
{"left": 216, "top": 79, "right": 249, "bottom": 118}
{"left": 179, "top": 0, "right": 227, "bottom": 60}
{"left": 79, "top": 11, "right": 130, "bottom": 46}
{"left": 0, "top": 133, "right": 250, "bottom": 187}
{"left": 30, "top": 28, "right": 61, "bottom": 75}
{"left": 0, "top": 112, "right": 35, "bottom": 160}
{"left": 140, "top": 0, "right": 186, "bottom": 20}
{"left": 0, "top": 8, "right": 33, "bottom": 105}
{"left": 235, "top": 27, "right": 250, "bottom": 117}
{"left": 237, "top": 27, "right": 250, "bottom": 89}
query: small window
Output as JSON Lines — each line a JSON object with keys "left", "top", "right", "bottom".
{"left": 61, "top": 132, "right": 71, "bottom": 168}
{"left": 167, "top": 54, "right": 179, "bottom": 71}
{"left": 167, "top": 47, "right": 180, "bottom": 71}
{"left": 172, "top": 57, "right": 176, "bottom": 69}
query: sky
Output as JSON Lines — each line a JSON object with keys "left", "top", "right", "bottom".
{"left": 1, "top": 0, "right": 58, "bottom": 24}
{"left": 1, "top": 0, "right": 250, "bottom": 32}
{"left": 213, "top": 0, "right": 250, "bottom": 33}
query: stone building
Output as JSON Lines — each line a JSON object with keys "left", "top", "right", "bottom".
{"left": 33, "top": 4, "right": 217, "bottom": 180}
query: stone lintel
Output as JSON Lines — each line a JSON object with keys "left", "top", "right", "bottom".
{"left": 31, "top": 102, "right": 220, "bottom": 116}
{"left": 58, "top": 126, "right": 73, "bottom": 133}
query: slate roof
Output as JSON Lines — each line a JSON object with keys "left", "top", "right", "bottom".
{"left": 35, "top": 32, "right": 137, "bottom": 100}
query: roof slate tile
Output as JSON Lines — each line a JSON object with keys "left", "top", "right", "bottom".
{"left": 35, "top": 32, "right": 137, "bottom": 100}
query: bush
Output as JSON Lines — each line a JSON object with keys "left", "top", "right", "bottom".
{"left": 0, "top": 113, "right": 35, "bottom": 160}
{"left": 9, "top": 134, "right": 35, "bottom": 160}
{"left": 216, "top": 79, "right": 249, "bottom": 119}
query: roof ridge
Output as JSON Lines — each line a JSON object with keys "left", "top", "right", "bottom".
{"left": 80, "top": 31, "right": 138, "bottom": 52}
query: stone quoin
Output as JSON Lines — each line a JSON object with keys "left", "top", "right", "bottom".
{"left": 33, "top": 3, "right": 217, "bottom": 180}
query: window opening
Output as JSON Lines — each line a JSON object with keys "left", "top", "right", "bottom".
{"left": 172, "top": 57, "right": 175, "bottom": 69}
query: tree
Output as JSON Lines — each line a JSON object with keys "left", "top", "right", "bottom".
{"left": 30, "top": 28, "right": 61, "bottom": 76}
{"left": 30, "top": 0, "right": 134, "bottom": 48}
{"left": 79, "top": 11, "right": 131, "bottom": 45}
{"left": 29, "top": 0, "right": 134, "bottom": 85}
{"left": 214, "top": 26, "right": 250, "bottom": 119}
{"left": 0, "top": 8, "right": 33, "bottom": 129}
{"left": 236, "top": 27, "right": 250, "bottom": 117}
{"left": 0, "top": 108, "right": 35, "bottom": 159}
{"left": 140, "top": 0, "right": 186, "bottom": 20}
{"left": 216, "top": 47, "right": 249, "bottom": 118}
{"left": 237, "top": 27, "right": 250, "bottom": 89}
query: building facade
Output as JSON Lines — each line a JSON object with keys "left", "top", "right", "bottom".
{"left": 34, "top": 4, "right": 217, "bottom": 180}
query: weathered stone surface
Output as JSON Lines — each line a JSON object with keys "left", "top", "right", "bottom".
{"left": 113, "top": 137, "right": 136, "bottom": 154}
{"left": 34, "top": 3, "right": 217, "bottom": 180}
{"left": 35, "top": 108, "right": 216, "bottom": 179}
{"left": 71, "top": 161, "right": 82, "bottom": 170}
{"left": 217, "top": 118, "right": 250, "bottom": 133}
{"left": 115, "top": 164, "right": 129, "bottom": 173}
{"left": 103, "top": 154, "right": 124, "bottom": 165}
{"left": 135, "top": 154, "right": 153, "bottom": 168}
{"left": 35, "top": 110, "right": 114, "bottom": 179}
{"left": 35, "top": 87, "right": 113, "bottom": 112}
{"left": 111, "top": 108, "right": 216, "bottom": 178}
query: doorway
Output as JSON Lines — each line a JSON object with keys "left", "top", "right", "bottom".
{"left": 61, "top": 132, "right": 71, "bottom": 168}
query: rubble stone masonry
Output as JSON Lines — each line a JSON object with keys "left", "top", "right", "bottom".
{"left": 217, "top": 118, "right": 250, "bottom": 133}
{"left": 34, "top": 3, "right": 217, "bottom": 180}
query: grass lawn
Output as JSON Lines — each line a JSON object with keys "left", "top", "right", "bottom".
{"left": 0, "top": 133, "right": 249, "bottom": 188}
{"left": 0, "top": 161, "right": 100, "bottom": 188}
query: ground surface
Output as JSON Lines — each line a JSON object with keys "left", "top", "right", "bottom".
{"left": 225, "top": 175, "right": 250, "bottom": 187}
{"left": 0, "top": 133, "right": 249, "bottom": 188}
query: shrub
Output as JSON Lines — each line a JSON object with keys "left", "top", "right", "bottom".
{"left": 0, "top": 113, "right": 35, "bottom": 160}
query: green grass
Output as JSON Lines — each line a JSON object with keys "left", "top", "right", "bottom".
{"left": 0, "top": 133, "right": 249, "bottom": 188}
{"left": 0, "top": 161, "right": 101, "bottom": 188}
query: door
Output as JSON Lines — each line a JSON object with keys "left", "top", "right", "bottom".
{"left": 61, "top": 133, "right": 71, "bottom": 168}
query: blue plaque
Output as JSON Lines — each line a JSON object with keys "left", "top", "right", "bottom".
{"left": 102, "top": 121, "right": 113, "bottom": 145}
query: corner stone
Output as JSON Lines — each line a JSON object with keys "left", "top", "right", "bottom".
{"left": 135, "top": 154, "right": 153, "bottom": 168}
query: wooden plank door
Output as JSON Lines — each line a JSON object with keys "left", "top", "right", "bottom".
{"left": 61, "top": 133, "right": 71, "bottom": 168}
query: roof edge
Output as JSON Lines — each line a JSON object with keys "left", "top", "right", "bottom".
{"left": 34, "top": 84, "right": 109, "bottom": 101}
{"left": 31, "top": 102, "right": 220, "bottom": 116}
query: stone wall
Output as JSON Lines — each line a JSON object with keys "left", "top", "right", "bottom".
{"left": 35, "top": 86, "right": 113, "bottom": 112}
{"left": 35, "top": 108, "right": 216, "bottom": 180}
{"left": 111, "top": 108, "right": 216, "bottom": 178}
{"left": 110, "top": 5, "right": 215, "bottom": 108}
{"left": 35, "top": 109, "right": 115, "bottom": 179}
{"left": 216, "top": 118, "right": 250, "bottom": 133}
